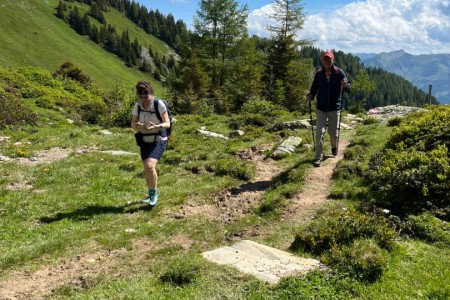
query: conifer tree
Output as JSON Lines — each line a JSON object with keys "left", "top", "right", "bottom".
{"left": 264, "top": 0, "right": 311, "bottom": 110}
{"left": 193, "top": 0, "right": 248, "bottom": 88}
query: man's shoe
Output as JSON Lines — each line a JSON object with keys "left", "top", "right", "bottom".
{"left": 332, "top": 148, "right": 338, "bottom": 156}
{"left": 143, "top": 188, "right": 158, "bottom": 206}
{"left": 313, "top": 159, "right": 321, "bottom": 167}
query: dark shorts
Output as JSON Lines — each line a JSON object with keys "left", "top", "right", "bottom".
{"left": 140, "top": 141, "right": 167, "bottom": 161}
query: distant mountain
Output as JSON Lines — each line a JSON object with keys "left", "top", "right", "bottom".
{"left": 354, "top": 53, "right": 377, "bottom": 61}
{"left": 363, "top": 50, "right": 450, "bottom": 104}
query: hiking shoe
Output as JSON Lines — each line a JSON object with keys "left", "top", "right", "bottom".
{"left": 313, "top": 159, "right": 321, "bottom": 167}
{"left": 143, "top": 188, "right": 158, "bottom": 206}
{"left": 332, "top": 148, "right": 338, "bottom": 156}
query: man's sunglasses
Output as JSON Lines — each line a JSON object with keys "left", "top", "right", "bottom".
{"left": 137, "top": 88, "right": 149, "bottom": 95}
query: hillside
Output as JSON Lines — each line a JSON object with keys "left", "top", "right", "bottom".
{"left": 363, "top": 50, "right": 450, "bottom": 104}
{"left": 0, "top": 0, "right": 165, "bottom": 93}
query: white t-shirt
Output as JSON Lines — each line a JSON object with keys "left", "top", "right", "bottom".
{"left": 132, "top": 99, "right": 168, "bottom": 141}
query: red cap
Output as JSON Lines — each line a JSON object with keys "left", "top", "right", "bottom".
{"left": 322, "top": 50, "right": 334, "bottom": 59}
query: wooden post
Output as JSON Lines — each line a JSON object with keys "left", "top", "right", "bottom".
{"left": 428, "top": 84, "right": 432, "bottom": 105}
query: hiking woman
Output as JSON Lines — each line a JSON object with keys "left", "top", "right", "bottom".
{"left": 131, "top": 81, "right": 170, "bottom": 206}
{"left": 306, "top": 50, "right": 349, "bottom": 167}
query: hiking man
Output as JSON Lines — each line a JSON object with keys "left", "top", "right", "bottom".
{"left": 306, "top": 50, "right": 349, "bottom": 167}
{"left": 131, "top": 81, "right": 170, "bottom": 206}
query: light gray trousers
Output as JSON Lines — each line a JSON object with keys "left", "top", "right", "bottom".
{"left": 315, "top": 109, "right": 340, "bottom": 160}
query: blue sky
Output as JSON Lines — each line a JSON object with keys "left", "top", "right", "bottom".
{"left": 136, "top": 0, "right": 450, "bottom": 55}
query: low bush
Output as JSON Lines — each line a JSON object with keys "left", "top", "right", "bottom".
{"left": 53, "top": 61, "right": 92, "bottom": 86}
{"left": 240, "top": 99, "right": 277, "bottom": 116}
{"left": 227, "top": 113, "right": 271, "bottom": 129}
{"left": 77, "top": 102, "right": 107, "bottom": 125}
{"left": 290, "top": 207, "right": 396, "bottom": 254}
{"left": 407, "top": 212, "right": 450, "bottom": 246}
{"left": 363, "top": 116, "right": 379, "bottom": 125}
{"left": 367, "top": 145, "right": 450, "bottom": 219}
{"left": 0, "top": 94, "right": 38, "bottom": 128}
{"left": 387, "top": 116, "right": 403, "bottom": 127}
{"left": 386, "top": 106, "right": 450, "bottom": 152}
{"left": 322, "top": 239, "right": 389, "bottom": 282}
{"left": 273, "top": 270, "right": 354, "bottom": 299}
{"left": 367, "top": 106, "right": 450, "bottom": 219}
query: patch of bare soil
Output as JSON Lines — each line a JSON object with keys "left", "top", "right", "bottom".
{"left": 0, "top": 244, "right": 129, "bottom": 300}
{"left": 6, "top": 146, "right": 133, "bottom": 167}
{"left": 0, "top": 233, "right": 193, "bottom": 300}
{"left": 167, "top": 144, "right": 282, "bottom": 223}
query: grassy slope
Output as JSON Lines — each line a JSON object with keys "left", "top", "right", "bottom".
{"left": 0, "top": 0, "right": 164, "bottom": 93}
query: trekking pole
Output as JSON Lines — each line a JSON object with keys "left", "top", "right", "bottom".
{"left": 336, "top": 81, "right": 345, "bottom": 153}
{"left": 308, "top": 97, "right": 315, "bottom": 151}
{"left": 337, "top": 101, "right": 342, "bottom": 153}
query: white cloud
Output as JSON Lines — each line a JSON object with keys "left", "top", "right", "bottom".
{"left": 248, "top": 0, "right": 450, "bottom": 54}
{"left": 247, "top": 4, "right": 275, "bottom": 37}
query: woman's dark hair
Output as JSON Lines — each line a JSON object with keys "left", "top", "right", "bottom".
{"left": 135, "top": 81, "right": 154, "bottom": 95}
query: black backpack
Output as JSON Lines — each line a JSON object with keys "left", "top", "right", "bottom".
{"left": 137, "top": 98, "right": 173, "bottom": 137}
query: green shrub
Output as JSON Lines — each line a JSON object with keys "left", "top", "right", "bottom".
{"left": 273, "top": 270, "right": 354, "bottom": 299}
{"left": 240, "top": 99, "right": 276, "bottom": 115}
{"left": 102, "top": 89, "right": 136, "bottom": 127}
{"left": 407, "top": 212, "right": 450, "bottom": 245}
{"left": 386, "top": 106, "right": 450, "bottom": 152}
{"left": 363, "top": 116, "right": 379, "bottom": 125}
{"left": 0, "top": 94, "right": 38, "bottom": 128}
{"left": 387, "top": 116, "right": 403, "bottom": 127}
{"left": 323, "top": 239, "right": 388, "bottom": 282}
{"left": 54, "top": 61, "right": 92, "bottom": 86}
{"left": 35, "top": 95, "right": 57, "bottom": 109}
{"left": 227, "top": 113, "right": 271, "bottom": 129}
{"left": 76, "top": 102, "right": 107, "bottom": 125}
{"left": 367, "top": 145, "right": 450, "bottom": 218}
{"left": 332, "top": 160, "right": 365, "bottom": 179}
{"left": 290, "top": 208, "right": 396, "bottom": 254}
{"left": 18, "top": 67, "right": 54, "bottom": 85}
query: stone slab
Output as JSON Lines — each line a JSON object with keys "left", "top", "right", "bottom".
{"left": 202, "top": 240, "right": 321, "bottom": 284}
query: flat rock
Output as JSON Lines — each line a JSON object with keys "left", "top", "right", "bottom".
{"left": 272, "top": 136, "right": 302, "bottom": 157}
{"left": 202, "top": 240, "right": 321, "bottom": 284}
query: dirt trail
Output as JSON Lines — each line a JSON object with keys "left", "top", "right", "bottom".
{"left": 284, "top": 139, "right": 350, "bottom": 219}
{"left": 0, "top": 141, "right": 349, "bottom": 299}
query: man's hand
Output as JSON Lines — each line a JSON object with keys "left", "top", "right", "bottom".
{"left": 306, "top": 93, "right": 313, "bottom": 101}
{"left": 341, "top": 79, "right": 348, "bottom": 89}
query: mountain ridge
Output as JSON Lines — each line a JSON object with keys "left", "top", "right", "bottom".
{"left": 362, "top": 50, "right": 450, "bottom": 104}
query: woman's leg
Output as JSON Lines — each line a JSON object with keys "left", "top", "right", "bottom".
{"left": 143, "top": 157, "right": 158, "bottom": 189}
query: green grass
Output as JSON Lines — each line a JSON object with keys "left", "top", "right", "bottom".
{"left": 0, "top": 0, "right": 164, "bottom": 93}
{"left": 356, "top": 241, "right": 450, "bottom": 299}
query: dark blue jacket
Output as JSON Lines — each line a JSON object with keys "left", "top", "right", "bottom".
{"left": 309, "top": 66, "right": 349, "bottom": 112}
